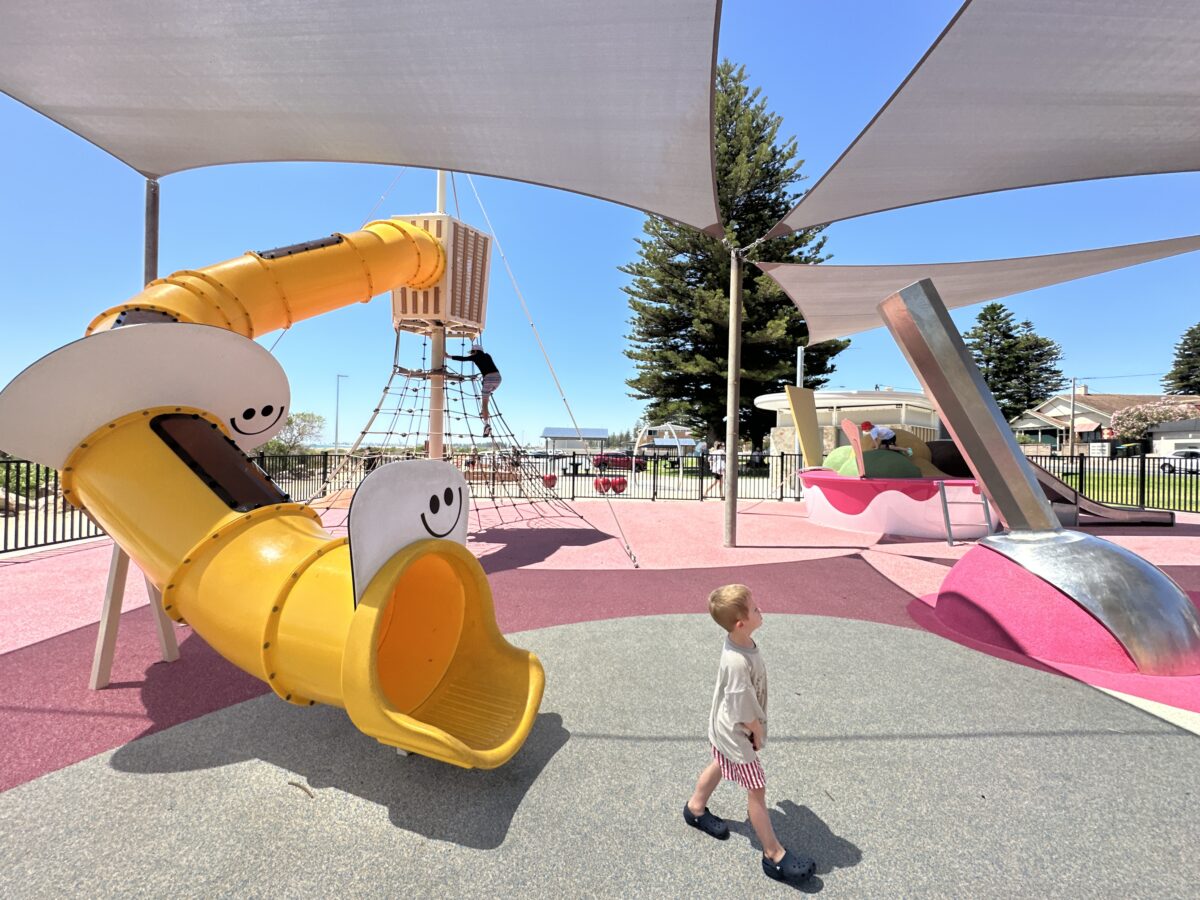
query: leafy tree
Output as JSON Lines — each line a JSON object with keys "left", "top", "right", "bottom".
{"left": 622, "top": 60, "right": 848, "bottom": 449}
{"left": 963, "top": 303, "right": 1066, "bottom": 421}
{"left": 1008, "top": 319, "right": 1068, "bottom": 417}
{"left": 260, "top": 412, "right": 326, "bottom": 455}
{"left": 1162, "top": 321, "right": 1200, "bottom": 395}
{"left": 1110, "top": 400, "right": 1200, "bottom": 442}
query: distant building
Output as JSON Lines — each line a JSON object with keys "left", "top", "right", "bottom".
{"left": 1009, "top": 386, "right": 1200, "bottom": 451}
{"left": 634, "top": 422, "right": 696, "bottom": 454}
{"left": 754, "top": 388, "right": 941, "bottom": 456}
{"left": 540, "top": 427, "right": 608, "bottom": 452}
{"left": 1147, "top": 419, "right": 1200, "bottom": 455}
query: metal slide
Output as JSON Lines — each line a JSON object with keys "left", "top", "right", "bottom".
{"left": 1031, "top": 463, "right": 1175, "bottom": 526}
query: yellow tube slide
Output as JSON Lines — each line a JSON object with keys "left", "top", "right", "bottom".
{"left": 62, "top": 406, "right": 542, "bottom": 768}
{"left": 86, "top": 218, "right": 445, "bottom": 336}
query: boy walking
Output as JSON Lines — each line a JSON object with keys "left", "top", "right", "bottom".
{"left": 683, "top": 584, "right": 814, "bottom": 884}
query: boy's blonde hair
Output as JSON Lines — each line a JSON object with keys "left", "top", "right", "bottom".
{"left": 708, "top": 583, "right": 752, "bottom": 632}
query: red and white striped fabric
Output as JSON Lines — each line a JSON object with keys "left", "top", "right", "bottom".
{"left": 711, "top": 745, "right": 765, "bottom": 791}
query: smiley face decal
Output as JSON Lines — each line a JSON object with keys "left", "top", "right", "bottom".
{"left": 348, "top": 459, "right": 471, "bottom": 604}
{"left": 230, "top": 403, "right": 285, "bottom": 437}
{"left": 421, "top": 485, "right": 465, "bottom": 538}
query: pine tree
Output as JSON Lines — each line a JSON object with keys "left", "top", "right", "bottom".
{"left": 963, "top": 303, "right": 1066, "bottom": 421}
{"left": 1008, "top": 319, "right": 1068, "bottom": 417}
{"left": 1162, "top": 321, "right": 1200, "bottom": 395}
{"left": 621, "top": 61, "right": 848, "bottom": 449}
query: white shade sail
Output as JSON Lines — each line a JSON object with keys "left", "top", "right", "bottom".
{"left": 0, "top": 0, "right": 723, "bottom": 234}
{"left": 758, "top": 235, "right": 1200, "bottom": 344}
{"left": 769, "top": 0, "right": 1200, "bottom": 237}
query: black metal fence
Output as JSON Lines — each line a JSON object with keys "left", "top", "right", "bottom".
{"left": 1, "top": 458, "right": 103, "bottom": 553}
{"left": 506, "top": 452, "right": 806, "bottom": 502}
{"left": 6, "top": 450, "right": 1195, "bottom": 555}
{"left": 257, "top": 451, "right": 810, "bottom": 504}
{"left": 1030, "top": 453, "right": 1200, "bottom": 514}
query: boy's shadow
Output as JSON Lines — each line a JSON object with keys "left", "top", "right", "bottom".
{"left": 726, "top": 800, "right": 862, "bottom": 893}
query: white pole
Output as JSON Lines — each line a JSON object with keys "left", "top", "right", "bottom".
{"left": 335, "top": 374, "right": 348, "bottom": 453}
{"left": 1068, "top": 376, "right": 1077, "bottom": 459}
{"left": 724, "top": 249, "right": 743, "bottom": 547}
{"left": 430, "top": 170, "right": 447, "bottom": 456}
{"left": 796, "top": 344, "right": 805, "bottom": 386}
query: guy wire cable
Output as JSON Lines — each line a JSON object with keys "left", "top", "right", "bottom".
{"left": 466, "top": 174, "right": 638, "bottom": 568}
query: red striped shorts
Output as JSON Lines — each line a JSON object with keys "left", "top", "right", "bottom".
{"left": 711, "top": 745, "right": 766, "bottom": 790}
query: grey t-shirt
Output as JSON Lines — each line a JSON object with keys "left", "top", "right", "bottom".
{"left": 707, "top": 636, "right": 769, "bottom": 764}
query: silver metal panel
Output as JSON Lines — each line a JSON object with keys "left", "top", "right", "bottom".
{"left": 877, "top": 279, "right": 1059, "bottom": 533}
{"left": 877, "top": 278, "right": 1200, "bottom": 674}
{"left": 981, "top": 531, "right": 1200, "bottom": 676}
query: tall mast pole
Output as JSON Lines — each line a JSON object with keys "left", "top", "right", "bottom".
{"left": 428, "top": 170, "right": 448, "bottom": 460}
{"left": 723, "top": 248, "right": 743, "bottom": 547}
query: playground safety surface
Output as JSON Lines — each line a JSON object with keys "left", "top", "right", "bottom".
{"left": 3, "top": 500, "right": 1200, "bottom": 897}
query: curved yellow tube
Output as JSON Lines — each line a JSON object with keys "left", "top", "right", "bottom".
{"left": 62, "top": 407, "right": 542, "bottom": 769}
{"left": 86, "top": 218, "right": 445, "bottom": 336}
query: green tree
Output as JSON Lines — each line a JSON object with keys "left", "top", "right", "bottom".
{"left": 622, "top": 60, "right": 848, "bottom": 449}
{"left": 963, "top": 303, "right": 1066, "bottom": 421}
{"left": 1008, "top": 319, "right": 1068, "bottom": 417}
{"left": 1162, "top": 321, "right": 1200, "bottom": 395}
{"left": 260, "top": 412, "right": 326, "bottom": 455}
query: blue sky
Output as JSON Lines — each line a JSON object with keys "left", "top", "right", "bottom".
{"left": 2, "top": 1, "right": 1197, "bottom": 448}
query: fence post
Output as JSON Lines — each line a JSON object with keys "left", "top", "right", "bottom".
{"left": 651, "top": 454, "right": 658, "bottom": 501}
{"left": 1078, "top": 453, "right": 1087, "bottom": 498}
{"left": 1137, "top": 452, "right": 1147, "bottom": 508}
{"left": 321, "top": 452, "right": 329, "bottom": 486}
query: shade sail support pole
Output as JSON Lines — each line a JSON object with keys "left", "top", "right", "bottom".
{"left": 144, "top": 178, "right": 159, "bottom": 287}
{"left": 724, "top": 248, "right": 743, "bottom": 547}
{"left": 92, "top": 176, "right": 178, "bottom": 689}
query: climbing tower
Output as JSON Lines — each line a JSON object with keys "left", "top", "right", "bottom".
{"left": 324, "top": 177, "right": 574, "bottom": 521}
{"left": 391, "top": 210, "right": 491, "bottom": 461}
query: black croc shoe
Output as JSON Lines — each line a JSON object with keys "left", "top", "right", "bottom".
{"left": 762, "top": 849, "right": 815, "bottom": 884}
{"left": 683, "top": 804, "right": 729, "bottom": 839}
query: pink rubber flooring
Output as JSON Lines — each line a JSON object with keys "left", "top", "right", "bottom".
{"left": 3, "top": 499, "right": 1199, "bottom": 792}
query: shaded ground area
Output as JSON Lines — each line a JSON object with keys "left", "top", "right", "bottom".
{"left": 3, "top": 616, "right": 1198, "bottom": 898}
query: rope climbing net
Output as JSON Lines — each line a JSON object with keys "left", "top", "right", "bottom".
{"left": 305, "top": 171, "right": 638, "bottom": 566}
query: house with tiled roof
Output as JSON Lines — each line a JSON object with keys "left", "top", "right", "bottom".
{"left": 1010, "top": 386, "right": 1200, "bottom": 450}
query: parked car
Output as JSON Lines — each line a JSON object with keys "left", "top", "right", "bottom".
{"left": 592, "top": 451, "right": 647, "bottom": 472}
{"left": 1159, "top": 449, "right": 1200, "bottom": 474}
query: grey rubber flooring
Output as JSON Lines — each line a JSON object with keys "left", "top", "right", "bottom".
{"left": 3, "top": 614, "right": 1199, "bottom": 898}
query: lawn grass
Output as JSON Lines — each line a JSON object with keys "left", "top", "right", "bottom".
{"left": 1041, "top": 466, "right": 1200, "bottom": 513}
